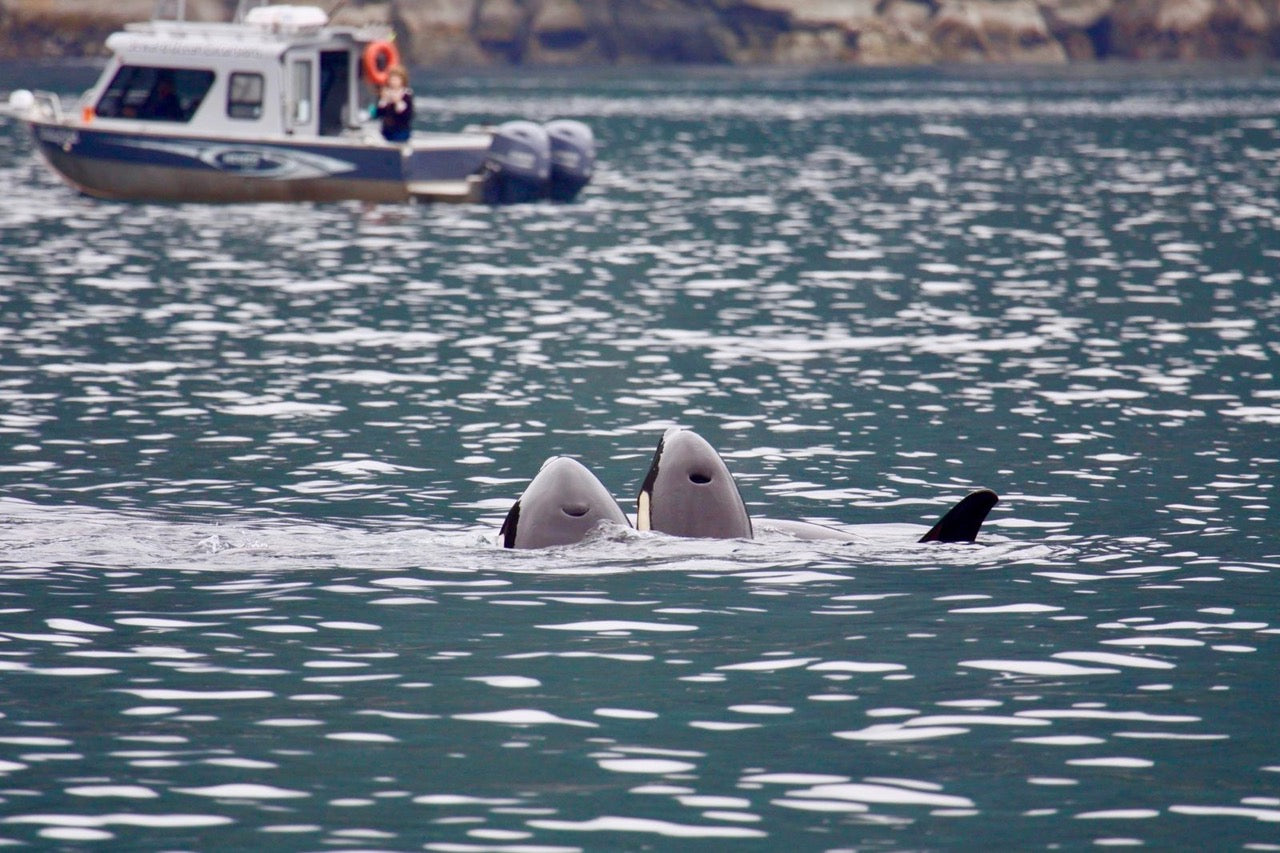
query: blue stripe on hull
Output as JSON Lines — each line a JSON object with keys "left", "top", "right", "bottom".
{"left": 28, "top": 123, "right": 483, "bottom": 203}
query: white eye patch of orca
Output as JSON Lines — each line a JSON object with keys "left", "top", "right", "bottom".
{"left": 636, "top": 428, "right": 753, "bottom": 540}
{"left": 500, "top": 456, "right": 630, "bottom": 549}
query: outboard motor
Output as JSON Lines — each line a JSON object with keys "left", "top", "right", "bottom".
{"left": 483, "top": 121, "right": 551, "bottom": 205}
{"left": 545, "top": 119, "right": 595, "bottom": 202}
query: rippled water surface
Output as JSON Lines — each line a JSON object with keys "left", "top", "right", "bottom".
{"left": 1, "top": 63, "right": 1278, "bottom": 849}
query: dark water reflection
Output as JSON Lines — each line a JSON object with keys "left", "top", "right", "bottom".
{"left": 1, "top": 64, "right": 1278, "bottom": 849}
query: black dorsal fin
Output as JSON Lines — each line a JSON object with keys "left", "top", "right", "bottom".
{"left": 919, "top": 489, "right": 999, "bottom": 544}
{"left": 499, "top": 500, "right": 521, "bottom": 549}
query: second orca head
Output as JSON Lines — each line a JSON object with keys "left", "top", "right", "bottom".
{"left": 636, "top": 428, "right": 752, "bottom": 540}
{"left": 501, "top": 456, "right": 629, "bottom": 549}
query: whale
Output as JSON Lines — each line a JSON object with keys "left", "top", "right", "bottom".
{"left": 499, "top": 456, "right": 629, "bottom": 549}
{"left": 500, "top": 430, "right": 1000, "bottom": 549}
{"left": 638, "top": 428, "right": 997, "bottom": 545}
{"left": 636, "top": 427, "right": 752, "bottom": 540}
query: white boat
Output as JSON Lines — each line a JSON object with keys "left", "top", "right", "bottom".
{"left": 0, "top": 0, "right": 595, "bottom": 204}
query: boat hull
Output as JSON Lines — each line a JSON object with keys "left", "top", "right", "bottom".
{"left": 27, "top": 121, "right": 489, "bottom": 204}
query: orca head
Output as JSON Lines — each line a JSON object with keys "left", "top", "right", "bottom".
{"left": 501, "top": 456, "right": 629, "bottom": 549}
{"left": 636, "top": 428, "right": 752, "bottom": 540}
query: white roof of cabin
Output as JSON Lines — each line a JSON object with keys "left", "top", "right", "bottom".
{"left": 107, "top": 7, "right": 371, "bottom": 64}
{"left": 242, "top": 5, "right": 328, "bottom": 29}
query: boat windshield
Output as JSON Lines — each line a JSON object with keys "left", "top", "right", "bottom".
{"left": 95, "top": 66, "right": 215, "bottom": 122}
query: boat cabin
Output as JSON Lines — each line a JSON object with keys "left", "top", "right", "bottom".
{"left": 85, "top": 0, "right": 382, "bottom": 140}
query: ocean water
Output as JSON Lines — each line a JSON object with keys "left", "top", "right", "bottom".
{"left": 0, "top": 62, "right": 1278, "bottom": 850}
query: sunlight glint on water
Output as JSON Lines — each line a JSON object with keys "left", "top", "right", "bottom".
{"left": 0, "top": 64, "right": 1277, "bottom": 850}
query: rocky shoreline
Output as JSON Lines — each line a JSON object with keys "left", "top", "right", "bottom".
{"left": 2, "top": 0, "right": 1278, "bottom": 66}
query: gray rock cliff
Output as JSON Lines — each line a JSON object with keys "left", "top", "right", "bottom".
{"left": 2, "top": 0, "right": 1277, "bottom": 64}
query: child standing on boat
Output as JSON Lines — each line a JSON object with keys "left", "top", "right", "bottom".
{"left": 376, "top": 65, "right": 413, "bottom": 142}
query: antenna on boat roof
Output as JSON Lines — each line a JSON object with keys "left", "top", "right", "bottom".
{"left": 328, "top": 0, "right": 348, "bottom": 18}
{"left": 152, "top": 0, "right": 186, "bottom": 21}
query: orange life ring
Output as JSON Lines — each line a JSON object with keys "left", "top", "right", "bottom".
{"left": 363, "top": 41, "right": 400, "bottom": 87}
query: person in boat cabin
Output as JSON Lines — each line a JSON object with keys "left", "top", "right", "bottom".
{"left": 138, "top": 73, "right": 183, "bottom": 121}
{"left": 117, "top": 72, "right": 184, "bottom": 121}
{"left": 375, "top": 65, "right": 413, "bottom": 142}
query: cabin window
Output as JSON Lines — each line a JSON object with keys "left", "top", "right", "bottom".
{"left": 95, "top": 65, "right": 214, "bottom": 122}
{"left": 227, "top": 73, "right": 265, "bottom": 120}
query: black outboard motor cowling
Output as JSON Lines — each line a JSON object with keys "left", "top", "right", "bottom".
{"left": 545, "top": 119, "right": 595, "bottom": 202}
{"left": 483, "top": 121, "right": 551, "bottom": 204}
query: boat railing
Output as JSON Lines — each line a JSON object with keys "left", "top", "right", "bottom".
{"left": 31, "top": 91, "right": 64, "bottom": 123}
{"left": 150, "top": 0, "right": 297, "bottom": 25}
{"left": 152, "top": 0, "right": 187, "bottom": 21}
